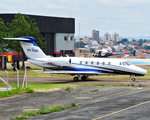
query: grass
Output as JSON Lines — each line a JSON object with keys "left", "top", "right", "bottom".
{"left": 0, "top": 82, "right": 67, "bottom": 91}
{"left": 65, "top": 86, "right": 75, "bottom": 92}
{"left": 91, "top": 89, "right": 98, "bottom": 92}
{"left": 10, "top": 103, "right": 78, "bottom": 120}
{"left": 0, "top": 87, "right": 34, "bottom": 98}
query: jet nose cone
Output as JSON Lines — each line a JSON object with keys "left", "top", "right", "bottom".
{"left": 142, "top": 69, "right": 147, "bottom": 75}
{"left": 139, "top": 67, "right": 147, "bottom": 75}
{"left": 135, "top": 66, "right": 147, "bottom": 75}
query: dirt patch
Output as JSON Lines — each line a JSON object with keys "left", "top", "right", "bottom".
{"left": 35, "top": 88, "right": 62, "bottom": 92}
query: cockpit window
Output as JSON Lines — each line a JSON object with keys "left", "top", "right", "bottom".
{"left": 125, "top": 62, "right": 130, "bottom": 66}
{"left": 122, "top": 62, "right": 125, "bottom": 65}
{"left": 120, "top": 62, "right": 130, "bottom": 66}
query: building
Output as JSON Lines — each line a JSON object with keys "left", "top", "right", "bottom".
{"left": 92, "top": 30, "right": 99, "bottom": 41}
{"left": 0, "top": 14, "right": 75, "bottom": 57}
{"left": 104, "top": 32, "right": 111, "bottom": 41}
{"left": 112, "top": 33, "right": 119, "bottom": 42}
{"left": 105, "top": 40, "right": 114, "bottom": 45}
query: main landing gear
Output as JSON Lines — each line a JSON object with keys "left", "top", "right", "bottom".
{"left": 73, "top": 75, "right": 88, "bottom": 82}
{"left": 130, "top": 75, "right": 136, "bottom": 82}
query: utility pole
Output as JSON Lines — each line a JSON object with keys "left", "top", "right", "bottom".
{"left": 79, "top": 23, "right": 80, "bottom": 47}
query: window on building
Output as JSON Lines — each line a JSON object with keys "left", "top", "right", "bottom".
{"left": 70, "top": 36, "right": 73, "bottom": 41}
{"left": 64, "top": 36, "right": 67, "bottom": 41}
{"left": 65, "top": 50, "right": 73, "bottom": 54}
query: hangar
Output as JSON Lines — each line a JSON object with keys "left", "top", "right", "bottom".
{"left": 0, "top": 14, "right": 75, "bottom": 57}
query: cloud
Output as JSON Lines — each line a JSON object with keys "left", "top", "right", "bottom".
{"left": 46, "top": 4, "right": 65, "bottom": 9}
{"left": 0, "top": 0, "right": 150, "bottom": 37}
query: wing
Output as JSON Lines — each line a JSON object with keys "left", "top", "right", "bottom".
{"left": 41, "top": 71, "right": 109, "bottom": 75}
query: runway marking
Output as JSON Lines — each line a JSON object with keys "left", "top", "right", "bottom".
{"left": 92, "top": 100, "right": 150, "bottom": 120}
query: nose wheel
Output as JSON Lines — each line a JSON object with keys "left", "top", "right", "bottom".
{"left": 131, "top": 78, "right": 136, "bottom": 82}
{"left": 131, "top": 75, "right": 136, "bottom": 82}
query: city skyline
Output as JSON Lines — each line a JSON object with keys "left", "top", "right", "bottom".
{"left": 1, "top": 0, "right": 150, "bottom": 38}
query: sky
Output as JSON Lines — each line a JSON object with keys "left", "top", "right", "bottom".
{"left": 1, "top": 0, "right": 150, "bottom": 38}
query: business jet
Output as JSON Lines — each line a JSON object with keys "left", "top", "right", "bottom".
{"left": 3, "top": 37, "right": 147, "bottom": 82}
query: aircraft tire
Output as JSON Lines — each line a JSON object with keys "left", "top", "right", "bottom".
{"left": 81, "top": 76, "right": 86, "bottom": 81}
{"left": 131, "top": 78, "right": 136, "bottom": 82}
{"left": 73, "top": 77, "right": 78, "bottom": 82}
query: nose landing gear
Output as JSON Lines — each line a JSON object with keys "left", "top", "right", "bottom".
{"left": 130, "top": 75, "right": 136, "bottom": 82}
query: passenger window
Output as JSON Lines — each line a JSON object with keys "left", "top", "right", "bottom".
{"left": 86, "top": 61, "right": 88, "bottom": 64}
{"left": 120, "top": 62, "right": 122, "bottom": 65}
{"left": 97, "top": 61, "right": 99, "bottom": 65}
{"left": 91, "top": 61, "right": 93, "bottom": 64}
{"left": 122, "top": 62, "right": 125, "bottom": 66}
{"left": 102, "top": 62, "right": 105, "bottom": 65}
{"left": 80, "top": 61, "right": 82, "bottom": 64}
{"left": 108, "top": 62, "right": 110, "bottom": 65}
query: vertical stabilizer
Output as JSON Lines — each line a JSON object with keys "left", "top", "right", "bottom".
{"left": 3, "top": 37, "right": 47, "bottom": 59}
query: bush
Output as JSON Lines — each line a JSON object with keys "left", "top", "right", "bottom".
{"left": 0, "top": 87, "right": 34, "bottom": 98}
{"left": 65, "top": 87, "right": 74, "bottom": 92}
{"left": 24, "top": 87, "right": 34, "bottom": 93}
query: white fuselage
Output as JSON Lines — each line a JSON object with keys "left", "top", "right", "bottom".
{"left": 28, "top": 57, "right": 147, "bottom": 76}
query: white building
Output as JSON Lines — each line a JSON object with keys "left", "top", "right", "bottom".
{"left": 104, "top": 32, "right": 111, "bottom": 41}
{"left": 112, "top": 33, "right": 119, "bottom": 42}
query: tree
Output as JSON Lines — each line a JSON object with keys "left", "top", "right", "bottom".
{"left": 122, "top": 38, "right": 128, "bottom": 43}
{"left": 144, "top": 46, "right": 150, "bottom": 50}
{"left": 90, "top": 48, "right": 95, "bottom": 53}
{"left": 0, "top": 18, "right": 8, "bottom": 53}
{"left": 6, "top": 13, "right": 46, "bottom": 69}
{"left": 74, "top": 42, "right": 86, "bottom": 48}
{"left": 138, "top": 39, "right": 143, "bottom": 46}
{"left": 143, "top": 39, "right": 147, "bottom": 43}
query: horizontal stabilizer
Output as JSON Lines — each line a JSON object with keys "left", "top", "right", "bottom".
{"left": 3, "top": 38, "right": 30, "bottom": 41}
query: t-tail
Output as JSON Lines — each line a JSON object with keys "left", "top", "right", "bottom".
{"left": 3, "top": 36, "right": 47, "bottom": 59}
